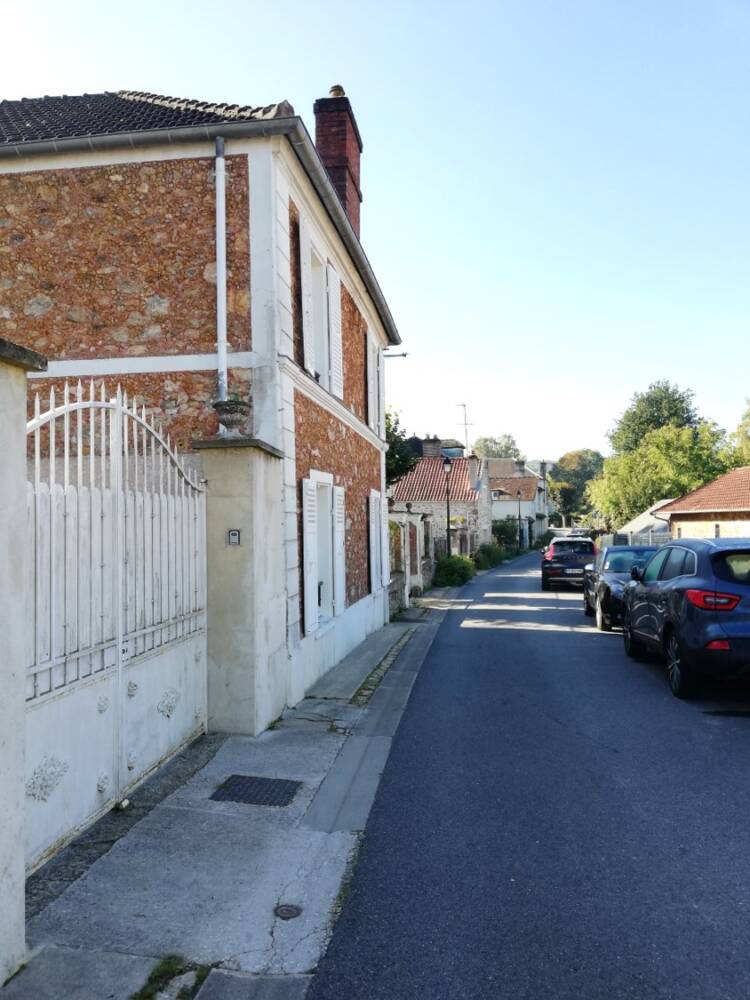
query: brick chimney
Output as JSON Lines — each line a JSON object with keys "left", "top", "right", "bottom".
{"left": 422, "top": 435, "right": 442, "bottom": 459}
{"left": 314, "top": 85, "right": 363, "bottom": 237}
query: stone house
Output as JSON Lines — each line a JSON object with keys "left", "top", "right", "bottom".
{"left": 0, "top": 85, "right": 399, "bottom": 734}
{"left": 390, "top": 455, "right": 491, "bottom": 556}
{"left": 658, "top": 467, "right": 750, "bottom": 539}
{"left": 388, "top": 504, "right": 436, "bottom": 611}
{"left": 487, "top": 459, "right": 551, "bottom": 545}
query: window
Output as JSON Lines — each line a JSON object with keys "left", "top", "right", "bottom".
{"left": 643, "top": 548, "right": 670, "bottom": 583}
{"left": 299, "top": 217, "right": 344, "bottom": 399}
{"left": 311, "top": 251, "right": 329, "bottom": 389}
{"left": 302, "top": 475, "right": 345, "bottom": 635}
{"left": 713, "top": 550, "right": 750, "bottom": 584}
{"left": 660, "top": 547, "right": 687, "bottom": 581}
{"left": 715, "top": 524, "right": 721, "bottom": 538}
{"left": 369, "top": 490, "right": 389, "bottom": 591}
{"left": 677, "top": 527, "right": 682, "bottom": 539}
{"left": 366, "top": 335, "right": 383, "bottom": 435}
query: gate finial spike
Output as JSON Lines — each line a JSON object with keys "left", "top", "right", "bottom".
{"left": 76, "top": 379, "right": 83, "bottom": 402}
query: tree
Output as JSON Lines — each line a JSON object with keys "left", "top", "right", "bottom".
{"left": 588, "top": 421, "right": 734, "bottom": 527}
{"left": 473, "top": 434, "right": 524, "bottom": 459}
{"left": 609, "top": 381, "right": 698, "bottom": 454}
{"left": 731, "top": 400, "right": 750, "bottom": 465}
{"left": 385, "top": 410, "right": 418, "bottom": 486}
{"left": 548, "top": 449, "right": 604, "bottom": 523}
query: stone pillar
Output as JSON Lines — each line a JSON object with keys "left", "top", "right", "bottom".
{"left": 194, "top": 437, "right": 287, "bottom": 736}
{"left": 0, "top": 340, "right": 46, "bottom": 983}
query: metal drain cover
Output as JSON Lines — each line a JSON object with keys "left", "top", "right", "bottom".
{"left": 210, "top": 774, "right": 301, "bottom": 807}
{"left": 275, "top": 904, "right": 302, "bottom": 920}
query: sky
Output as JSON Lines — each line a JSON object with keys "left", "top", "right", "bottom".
{"left": 3, "top": 0, "right": 750, "bottom": 461}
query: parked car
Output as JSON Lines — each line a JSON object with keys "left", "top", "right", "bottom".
{"left": 622, "top": 538, "right": 750, "bottom": 698}
{"left": 541, "top": 537, "right": 597, "bottom": 590}
{"left": 583, "top": 545, "right": 658, "bottom": 630}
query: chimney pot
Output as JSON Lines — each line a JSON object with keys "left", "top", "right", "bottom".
{"left": 329, "top": 84, "right": 346, "bottom": 97}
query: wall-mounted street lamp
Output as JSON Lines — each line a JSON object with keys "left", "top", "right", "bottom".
{"left": 444, "top": 456, "right": 453, "bottom": 556}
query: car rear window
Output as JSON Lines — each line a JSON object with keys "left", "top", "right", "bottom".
{"left": 712, "top": 551, "right": 750, "bottom": 584}
{"left": 552, "top": 541, "right": 595, "bottom": 555}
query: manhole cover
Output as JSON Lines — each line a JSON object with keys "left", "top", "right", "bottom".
{"left": 210, "top": 774, "right": 301, "bottom": 807}
{"left": 274, "top": 904, "right": 302, "bottom": 920}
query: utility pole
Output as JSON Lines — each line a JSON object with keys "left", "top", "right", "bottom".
{"left": 457, "top": 403, "right": 473, "bottom": 453}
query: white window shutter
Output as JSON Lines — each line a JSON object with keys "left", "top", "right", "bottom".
{"left": 299, "top": 216, "right": 315, "bottom": 374}
{"left": 333, "top": 486, "right": 346, "bottom": 616}
{"left": 369, "top": 490, "right": 380, "bottom": 592}
{"left": 302, "top": 479, "right": 319, "bottom": 634}
{"left": 366, "top": 335, "right": 376, "bottom": 431}
{"left": 381, "top": 494, "right": 390, "bottom": 588}
{"left": 376, "top": 345, "right": 385, "bottom": 437}
{"left": 327, "top": 265, "right": 344, "bottom": 399}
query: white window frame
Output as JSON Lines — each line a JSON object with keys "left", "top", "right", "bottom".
{"left": 299, "top": 215, "right": 344, "bottom": 401}
{"left": 303, "top": 470, "right": 347, "bottom": 636}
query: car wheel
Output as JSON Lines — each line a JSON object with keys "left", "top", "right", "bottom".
{"left": 583, "top": 590, "right": 594, "bottom": 617}
{"left": 541, "top": 577, "right": 550, "bottom": 591}
{"left": 665, "top": 631, "right": 698, "bottom": 700}
{"left": 623, "top": 614, "right": 646, "bottom": 659}
{"left": 595, "top": 596, "right": 612, "bottom": 632}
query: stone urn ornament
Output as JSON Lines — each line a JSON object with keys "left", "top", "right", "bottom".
{"left": 213, "top": 397, "right": 250, "bottom": 438}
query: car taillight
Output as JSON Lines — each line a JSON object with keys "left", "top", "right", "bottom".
{"left": 686, "top": 589, "right": 741, "bottom": 612}
{"left": 705, "top": 639, "right": 731, "bottom": 651}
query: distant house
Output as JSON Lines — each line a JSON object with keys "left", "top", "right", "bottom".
{"left": 407, "top": 434, "right": 465, "bottom": 459}
{"left": 391, "top": 455, "right": 491, "bottom": 556}
{"left": 657, "top": 468, "right": 750, "bottom": 539}
{"left": 618, "top": 500, "right": 674, "bottom": 537}
{"left": 487, "top": 458, "right": 551, "bottom": 544}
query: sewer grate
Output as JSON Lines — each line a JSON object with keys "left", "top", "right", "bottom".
{"left": 210, "top": 774, "right": 302, "bottom": 807}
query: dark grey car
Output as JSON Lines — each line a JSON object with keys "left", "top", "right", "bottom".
{"left": 583, "top": 545, "right": 658, "bottom": 631}
{"left": 622, "top": 538, "right": 750, "bottom": 698}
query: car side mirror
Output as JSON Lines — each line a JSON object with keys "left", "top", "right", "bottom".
{"left": 630, "top": 565, "right": 643, "bottom": 581}
{"left": 584, "top": 563, "right": 594, "bottom": 572}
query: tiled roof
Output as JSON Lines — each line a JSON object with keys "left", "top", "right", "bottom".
{"left": 658, "top": 467, "right": 750, "bottom": 515}
{"left": 490, "top": 476, "right": 539, "bottom": 501}
{"left": 391, "top": 457, "right": 478, "bottom": 503}
{"left": 0, "top": 91, "right": 294, "bottom": 146}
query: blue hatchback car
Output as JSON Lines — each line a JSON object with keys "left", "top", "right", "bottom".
{"left": 622, "top": 538, "right": 750, "bottom": 698}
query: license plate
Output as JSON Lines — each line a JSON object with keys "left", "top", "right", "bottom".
{"left": 565, "top": 569, "right": 583, "bottom": 575}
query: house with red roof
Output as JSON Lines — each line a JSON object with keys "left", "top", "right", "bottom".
{"left": 658, "top": 467, "right": 750, "bottom": 539}
{"left": 390, "top": 455, "right": 491, "bottom": 556}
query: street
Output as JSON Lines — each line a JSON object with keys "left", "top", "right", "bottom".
{"left": 309, "top": 552, "right": 750, "bottom": 1000}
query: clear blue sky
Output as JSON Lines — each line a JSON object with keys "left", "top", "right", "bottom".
{"left": 5, "top": 0, "right": 750, "bottom": 460}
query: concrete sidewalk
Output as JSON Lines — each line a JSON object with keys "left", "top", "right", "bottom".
{"left": 2, "top": 608, "right": 445, "bottom": 1000}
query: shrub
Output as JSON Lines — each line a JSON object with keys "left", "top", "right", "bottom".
{"left": 434, "top": 555, "right": 476, "bottom": 587}
{"left": 473, "top": 543, "right": 505, "bottom": 570}
{"left": 535, "top": 530, "right": 555, "bottom": 550}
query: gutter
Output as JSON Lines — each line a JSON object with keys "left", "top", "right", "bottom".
{"left": 0, "top": 117, "right": 401, "bottom": 346}
{"left": 214, "top": 137, "right": 228, "bottom": 404}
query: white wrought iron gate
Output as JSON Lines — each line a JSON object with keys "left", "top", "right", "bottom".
{"left": 24, "top": 382, "right": 207, "bottom": 870}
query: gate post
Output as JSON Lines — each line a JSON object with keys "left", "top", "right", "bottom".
{"left": 194, "top": 436, "right": 286, "bottom": 736}
{"left": 0, "top": 339, "right": 46, "bottom": 983}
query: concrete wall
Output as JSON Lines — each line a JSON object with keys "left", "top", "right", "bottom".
{"left": 0, "top": 340, "right": 46, "bottom": 982}
{"left": 670, "top": 513, "right": 750, "bottom": 539}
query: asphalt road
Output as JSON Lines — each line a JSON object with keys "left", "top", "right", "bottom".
{"left": 308, "top": 552, "right": 750, "bottom": 1000}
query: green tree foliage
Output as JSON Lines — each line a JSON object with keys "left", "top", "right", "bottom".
{"left": 609, "top": 380, "right": 698, "bottom": 454}
{"left": 731, "top": 400, "right": 750, "bottom": 465}
{"left": 492, "top": 516, "right": 521, "bottom": 547}
{"left": 548, "top": 449, "right": 604, "bottom": 522}
{"left": 473, "top": 434, "right": 524, "bottom": 460}
{"left": 588, "top": 422, "right": 735, "bottom": 527}
{"left": 385, "top": 410, "right": 418, "bottom": 486}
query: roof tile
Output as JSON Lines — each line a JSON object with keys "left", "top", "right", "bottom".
{"left": 392, "top": 457, "right": 478, "bottom": 503}
{"left": 658, "top": 467, "right": 750, "bottom": 515}
{"left": 0, "top": 91, "right": 294, "bottom": 146}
